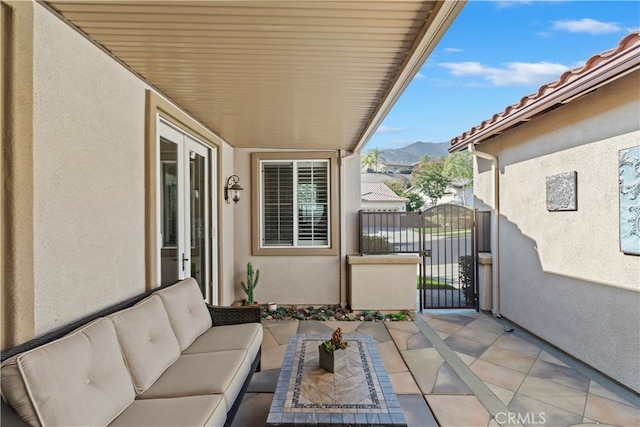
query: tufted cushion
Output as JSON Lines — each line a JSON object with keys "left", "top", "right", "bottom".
{"left": 14, "top": 318, "right": 135, "bottom": 426}
{"left": 109, "top": 395, "right": 226, "bottom": 427}
{"left": 156, "top": 278, "right": 212, "bottom": 351}
{"left": 109, "top": 295, "right": 181, "bottom": 394}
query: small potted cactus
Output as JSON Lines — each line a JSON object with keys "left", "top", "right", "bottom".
{"left": 319, "top": 328, "right": 349, "bottom": 372}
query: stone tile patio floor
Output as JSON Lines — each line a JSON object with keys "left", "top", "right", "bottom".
{"left": 232, "top": 310, "right": 640, "bottom": 427}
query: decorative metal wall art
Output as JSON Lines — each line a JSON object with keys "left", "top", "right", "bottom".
{"left": 546, "top": 171, "right": 577, "bottom": 211}
{"left": 619, "top": 145, "right": 640, "bottom": 255}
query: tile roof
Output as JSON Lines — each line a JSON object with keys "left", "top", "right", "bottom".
{"left": 450, "top": 31, "right": 640, "bottom": 152}
{"left": 361, "top": 182, "right": 408, "bottom": 202}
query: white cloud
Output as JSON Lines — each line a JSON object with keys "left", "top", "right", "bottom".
{"left": 439, "top": 61, "right": 570, "bottom": 86}
{"left": 443, "top": 48, "right": 463, "bottom": 53}
{"left": 376, "top": 126, "right": 405, "bottom": 134}
{"left": 492, "top": 0, "right": 566, "bottom": 9}
{"left": 551, "top": 18, "right": 622, "bottom": 35}
{"left": 414, "top": 72, "right": 426, "bottom": 79}
{"left": 492, "top": 0, "right": 533, "bottom": 10}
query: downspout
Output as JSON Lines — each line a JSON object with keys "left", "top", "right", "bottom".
{"left": 468, "top": 143, "right": 501, "bottom": 317}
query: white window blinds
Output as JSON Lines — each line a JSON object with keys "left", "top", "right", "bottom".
{"left": 262, "top": 160, "right": 329, "bottom": 248}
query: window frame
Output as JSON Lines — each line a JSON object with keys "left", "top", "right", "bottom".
{"left": 251, "top": 152, "right": 339, "bottom": 256}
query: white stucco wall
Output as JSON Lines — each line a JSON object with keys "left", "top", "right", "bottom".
{"left": 31, "top": 4, "right": 147, "bottom": 333}
{"left": 473, "top": 71, "right": 640, "bottom": 391}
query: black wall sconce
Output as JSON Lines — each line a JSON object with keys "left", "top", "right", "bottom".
{"left": 225, "top": 175, "right": 243, "bottom": 204}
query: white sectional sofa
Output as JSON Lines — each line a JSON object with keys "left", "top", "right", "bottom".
{"left": 1, "top": 278, "right": 263, "bottom": 427}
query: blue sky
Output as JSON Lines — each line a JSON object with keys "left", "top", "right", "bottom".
{"left": 365, "top": 0, "right": 640, "bottom": 151}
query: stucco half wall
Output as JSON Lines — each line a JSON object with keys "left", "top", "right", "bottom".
{"left": 473, "top": 71, "right": 640, "bottom": 391}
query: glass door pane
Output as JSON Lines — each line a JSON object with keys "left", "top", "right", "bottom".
{"left": 160, "top": 139, "right": 181, "bottom": 286}
{"left": 189, "top": 150, "right": 208, "bottom": 299}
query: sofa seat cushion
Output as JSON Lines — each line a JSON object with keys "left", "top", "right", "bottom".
{"left": 13, "top": 318, "right": 135, "bottom": 427}
{"left": 182, "top": 323, "right": 263, "bottom": 360}
{"left": 138, "top": 350, "right": 251, "bottom": 409}
{"left": 156, "top": 278, "right": 212, "bottom": 351}
{"left": 109, "top": 295, "right": 181, "bottom": 394}
{"left": 109, "top": 395, "right": 226, "bottom": 427}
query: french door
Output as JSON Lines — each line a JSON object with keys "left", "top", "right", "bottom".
{"left": 157, "top": 119, "right": 217, "bottom": 303}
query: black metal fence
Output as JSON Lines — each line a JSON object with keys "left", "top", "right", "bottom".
{"left": 358, "top": 207, "right": 488, "bottom": 310}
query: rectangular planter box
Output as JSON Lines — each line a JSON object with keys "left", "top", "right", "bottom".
{"left": 318, "top": 346, "right": 347, "bottom": 372}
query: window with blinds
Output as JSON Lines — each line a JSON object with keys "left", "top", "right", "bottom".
{"left": 261, "top": 160, "right": 329, "bottom": 248}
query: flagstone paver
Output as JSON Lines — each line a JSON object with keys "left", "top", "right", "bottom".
{"left": 400, "top": 347, "right": 445, "bottom": 394}
{"left": 479, "top": 345, "right": 537, "bottom": 374}
{"left": 528, "top": 358, "right": 590, "bottom": 392}
{"left": 583, "top": 394, "right": 640, "bottom": 426}
{"left": 516, "top": 375, "right": 587, "bottom": 416}
{"left": 432, "top": 362, "right": 472, "bottom": 394}
{"left": 470, "top": 358, "right": 527, "bottom": 392}
{"left": 509, "top": 394, "right": 583, "bottom": 426}
{"left": 426, "top": 395, "right": 492, "bottom": 426}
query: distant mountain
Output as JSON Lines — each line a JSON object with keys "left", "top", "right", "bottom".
{"left": 377, "top": 141, "right": 449, "bottom": 165}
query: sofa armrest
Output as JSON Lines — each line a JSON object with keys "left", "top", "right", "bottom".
{"left": 206, "top": 305, "right": 261, "bottom": 326}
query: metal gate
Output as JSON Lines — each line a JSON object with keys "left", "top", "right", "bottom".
{"left": 358, "top": 205, "right": 478, "bottom": 310}
{"left": 419, "top": 205, "right": 476, "bottom": 309}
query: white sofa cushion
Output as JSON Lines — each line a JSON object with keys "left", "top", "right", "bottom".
{"left": 183, "top": 323, "right": 263, "bottom": 361}
{"left": 110, "top": 295, "right": 181, "bottom": 394}
{"left": 138, "top": 350, "right": 251, "bottom": 409}
{"left": 109, "top": 395, "right": 226, "bottom": 427}
{"left": 156, "top": 278, "right": 212, "bottom": 351}
{"left": 15, "top": 318, "right": 135, "bottom": 426}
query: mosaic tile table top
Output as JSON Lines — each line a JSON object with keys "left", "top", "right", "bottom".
{"left": 266, "top": 333, "right": 406, "bottom": 426}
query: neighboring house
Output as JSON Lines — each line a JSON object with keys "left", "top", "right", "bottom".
{"left": 1, "top": 1, "right": 464, "bottom": 349}
{"left": 410, "top": 182, "right": 473, "bottom": 208}
{"left": 361, "top": 183, "right": 408, "bottom": 212}
{"left": 450, "top": 32, "right": 640, "bottom": 392}
{"left": 381, "top": 162, "right": 416, "bottom": 174}
{"left": 361, "top": 172, "right": 410, "bottom": 185}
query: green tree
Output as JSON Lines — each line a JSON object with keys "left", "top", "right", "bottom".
{"left": 443, "top": 151, "right": 473, "bottom": 205}
{"left": 412, "top": 155, "right": 451, "bottom": 207}
{"left": 361, "top": 148, "right": 384, "bottom": 172}
{"left": 361, "top": 152, "right": 376, "bottom": 172}
{"left": 385, "top": 179, "right": 405, "bottom": 196}
{"left": 369, "top": 148, "right": 384, "bottom": 172}
{"left": 386, "top": 179, "right": 423, "bottom": 211}
{"left": 405, "top": 192, "right": 424, "bottom": 212}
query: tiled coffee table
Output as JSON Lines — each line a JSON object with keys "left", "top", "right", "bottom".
{"left": 266, "top": 333, "right": 406, "bottom": 426}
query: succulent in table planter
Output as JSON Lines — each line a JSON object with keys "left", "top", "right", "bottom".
{"left": 319, "top": 328, "right": 349, "bottom": 372}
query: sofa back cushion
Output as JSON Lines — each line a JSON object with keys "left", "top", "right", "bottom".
{"left": 10, "top": 318, "right": 135, "bottom": 426}
{"left": 156, "top": 278, "right": 212, "bottom": 351}
{"left": 109, "top": 295, "right": 181, "bottom": 394}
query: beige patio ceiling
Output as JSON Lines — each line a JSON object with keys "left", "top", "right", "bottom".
{"left": 43, "top": 1, "right": 464, "bottom": 152}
